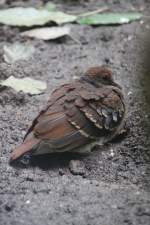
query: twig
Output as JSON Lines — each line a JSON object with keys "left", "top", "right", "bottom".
{"left": 69, "top": 35, "right": 81, "bottom": 45}
{"left": 77, "top": 7, "right": 109, "bottom": 18}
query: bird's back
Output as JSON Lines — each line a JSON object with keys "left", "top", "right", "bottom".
{"left": 24, "top": 78, "right": 125, "bottom": 154}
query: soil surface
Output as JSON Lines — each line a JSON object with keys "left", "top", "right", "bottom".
{"left": 0, "top": 0, "right": 150, "bottom": 225}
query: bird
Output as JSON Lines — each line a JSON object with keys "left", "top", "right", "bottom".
{"left": 10, "top": 66, "right": 126, "bottom": 163}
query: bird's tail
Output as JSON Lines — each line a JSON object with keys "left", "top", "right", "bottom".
{"left": 10, "top": 137, "right": 40, "bottom": 162}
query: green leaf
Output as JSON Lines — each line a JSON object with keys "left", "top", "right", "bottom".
{"left": 0, "top": 76, "right": 47, "bottom": 95}
{"left": 77, "top": 12, "right": 142, "bottom": 25}
{"left": 0, "top": 7, "right": 77, "bottom": 26}
{"left": 3, "top": 42, "right": 35, "bottom": 63}
{"left": 21, "top": 26, "right": 71, "bottom": 40}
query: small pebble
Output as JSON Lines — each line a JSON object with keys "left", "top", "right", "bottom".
{"left": 127, "top": 91, "right": 132, "bottom": 96}
{"left": 104, "top": 57, "right": 110, "bottom": 64}
{"left": 59, "top": 169, "right": 65, "bottom": 176}
{"left": 100, "top": 33, "right": 112, "bottom": 42}
{"left": 4, "top": 203, "right": 14, "bottom": 212}
{"left": 110, "top": 148, "right": 115, "bottom": 157}
{"left": 26, "top": 176, "right": 34, "bottom": 182}
{"left": 55, "top": 73, "right": 64, "bottom": 79}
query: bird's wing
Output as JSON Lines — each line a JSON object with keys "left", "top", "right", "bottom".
{"left": 24, "top": 83, "right": 93, "bottom": 152}
{"left": 64, "top": 80, "right": 125, "bottom": 135}
{"left": 24, "top": 83, "right": 75, "bottom": 140}
{"left": 24, "top": 81, "right": 125, "bottom": 152}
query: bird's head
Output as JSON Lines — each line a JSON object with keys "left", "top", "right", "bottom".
{"left": 84, "top": 66, "right": 114, "bottom": 85}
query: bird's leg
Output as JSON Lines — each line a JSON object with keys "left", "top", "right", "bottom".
{"left": 117, "top": 121, "right": 128, "bottom": 137}
{"left": 72, "top": 140, "right": 102, "bottom": 154}
{"left": 110, "top": 121, "right": 128, "bottom": 143}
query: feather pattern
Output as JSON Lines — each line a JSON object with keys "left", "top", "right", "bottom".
{"left": 10, "top": 66, "right": 126, "bottom": 162}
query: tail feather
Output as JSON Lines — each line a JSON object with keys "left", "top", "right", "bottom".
{"left": 10, "top": 137, "right": 40, "bottom": 162}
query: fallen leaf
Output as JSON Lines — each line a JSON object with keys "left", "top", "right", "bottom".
{"left": 0, "top": 7, "right": 77, "bottom": 26}
{"left": 21, "top": 26, "right": 70, "bottom": 40}
{"left": 49, "top": 11, "right": 77, "bottom": 24}
{"left": 0, "top": 76, "right": 47, "bottom": 94}
{"left": 0, "top": 7, "right": 51, "bottom": 26}
{"left": 3, "top": 42, "right": 35, "bottom": 63}
{"left": 77, "top": 12, "right": 142, "bottom": 25}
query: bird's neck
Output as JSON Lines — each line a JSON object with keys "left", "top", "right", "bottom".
{"left": 81, "top": 76, "right": 100, "bottom": 88}
{"left": 81, "top": 76, "right": 121, "bottom": 90}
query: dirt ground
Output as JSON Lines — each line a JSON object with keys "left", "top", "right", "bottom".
{"left": 0, "top": 0, "right": 150, "bottom": 225}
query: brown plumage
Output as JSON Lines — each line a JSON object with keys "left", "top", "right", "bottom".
{"left": 10, "top": 66, "right": 126, "bottom": 162}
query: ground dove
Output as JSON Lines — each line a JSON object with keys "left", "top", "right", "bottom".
{"left": 10, "top": 66, "right": 126, "bottom": 162}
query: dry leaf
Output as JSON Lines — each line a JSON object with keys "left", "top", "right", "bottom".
{"left": 3, "top": 42, "right": 35, "bottom": 63}
{"left": 21, "top": 26, "right": 70, "bottom": 40}
{"left": 0, "top": 76, "right": 47, "bottom": 94}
